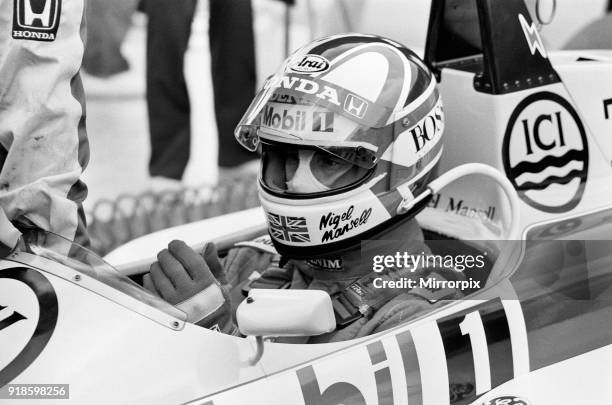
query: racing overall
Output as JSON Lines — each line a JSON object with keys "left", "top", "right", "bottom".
{"left": 212, "top": 219, "right": 466, "bottom": 342}
{"left": 0, "top": 0, "right": 90, "bottom": 252}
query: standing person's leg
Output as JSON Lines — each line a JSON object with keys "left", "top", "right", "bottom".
{"left": 145, "top": 0, "right": 198, "bottom": 180}
{"left": 209, "top": 0, "right": 258, "bottom": 173}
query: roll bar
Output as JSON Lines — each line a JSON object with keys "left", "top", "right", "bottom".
{"left": 424, "top": 0, "right": 561, "bottom": 94}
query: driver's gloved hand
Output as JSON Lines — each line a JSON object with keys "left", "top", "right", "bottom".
{"left": 144, "top": 240, "right": 237, "bottom": 334}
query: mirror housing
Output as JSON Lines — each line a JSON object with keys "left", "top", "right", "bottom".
{"left": 236, "top": 289, "right": 336, "bottom": 337}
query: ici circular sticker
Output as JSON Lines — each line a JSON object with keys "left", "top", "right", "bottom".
{"left": 503, "top": 92, "right": 588, "bottom": 213}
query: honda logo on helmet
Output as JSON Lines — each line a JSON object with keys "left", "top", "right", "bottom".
{"left": 12, "top": 0, "right": 61, "bottom": 42}
{"left": 344, "top": 94, "right": 368, "bottom": 119}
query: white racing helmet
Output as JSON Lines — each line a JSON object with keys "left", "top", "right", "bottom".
{"left": 235, "top": 34, "right": 444, "bottom": 258}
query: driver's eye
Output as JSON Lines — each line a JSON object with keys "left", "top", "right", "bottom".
{"left": 323, "top": 157, "right": 341, "bottom": 167}
{"left": 316, "top": 153, "right": 343, "bottom": 168}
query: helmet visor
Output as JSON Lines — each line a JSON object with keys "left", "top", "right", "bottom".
{"left": 235, "top": 73, "right": 393, "bottom": 162}
{"left": 261, "top": 142, "right": 372, "bottom": 196}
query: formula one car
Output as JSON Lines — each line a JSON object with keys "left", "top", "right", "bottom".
{"left": 2, "top": 0, "right": 612, "bottom": 404}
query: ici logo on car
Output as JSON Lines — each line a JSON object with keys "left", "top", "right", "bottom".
{"left": 502, "top": 92, "right": 588, "bottom": 213}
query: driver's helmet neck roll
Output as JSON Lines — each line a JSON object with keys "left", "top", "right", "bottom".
{"left": 235, "top": 34, "right": 445, "bottom": 259}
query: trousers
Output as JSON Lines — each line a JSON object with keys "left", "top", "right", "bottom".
{"left": 145, "top": 0, "right": 257, "bottom": 179}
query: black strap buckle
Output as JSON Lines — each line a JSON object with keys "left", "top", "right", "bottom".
{"left": 332, "top": 293, "right": 364, "bottom": 327}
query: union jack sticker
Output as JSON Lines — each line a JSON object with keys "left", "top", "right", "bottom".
{"left": 267, "top": 213, "right": 311, "bottom": 243}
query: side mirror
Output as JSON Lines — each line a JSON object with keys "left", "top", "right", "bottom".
{"left": 236, "top": 289, "right": 336, "bottom": 338}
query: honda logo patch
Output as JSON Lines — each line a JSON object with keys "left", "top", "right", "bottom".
{"left": 12, "top": 0, "right": 61, "bottom": 42}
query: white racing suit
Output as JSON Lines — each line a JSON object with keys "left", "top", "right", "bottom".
{"left": 0, "top": 0, "right": 90, "bottom": 252}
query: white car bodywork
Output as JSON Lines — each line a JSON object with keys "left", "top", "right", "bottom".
{"left": 2, "top": 1, "right": 612, "bottom": 404}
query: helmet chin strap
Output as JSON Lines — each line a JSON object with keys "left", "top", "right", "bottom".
{"left": 285, "top": 150, "right": 330, "bottom": 193}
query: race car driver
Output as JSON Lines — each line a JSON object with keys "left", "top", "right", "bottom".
{"left": 143, "top": 34, "right": 465, "bottom": 342}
